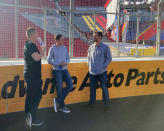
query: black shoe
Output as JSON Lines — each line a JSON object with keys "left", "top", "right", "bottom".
{"left": 59, "top": 106, "right": 71, "bottom": 113}
{"left": 32, "top": 120, "right": 44, "bottom": 126}
{"left": 25, "top": 113, "right": 32, "bottom": 130}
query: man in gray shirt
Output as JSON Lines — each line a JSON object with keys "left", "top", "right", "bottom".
{"left": 48, "top": 34, "right": 73, "bottom": 113}
{"left": 88, "top": 31, "right": 112, "bottom": 111}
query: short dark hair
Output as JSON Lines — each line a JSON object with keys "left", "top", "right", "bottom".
{"left": 94, "top": 31, "right": 103, "bottom": 39}
{"left": 26, "top": 27, "right": 36, "bottom": 38}
{"left": 54, "top": 34, "right": 63, "bottom": 41}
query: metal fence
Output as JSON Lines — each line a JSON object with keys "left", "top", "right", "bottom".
{"left": 0, "top": 0, "right": 163, "bottom": 59}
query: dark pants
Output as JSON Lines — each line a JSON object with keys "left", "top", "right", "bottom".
{"left": 52, "top": 69, "right": 73, "bottom": 107}
{"left": 25, "top": 78, "right": 42, "bottom": 121}
{"left": 89, "top": 71, "right": 110, "bottom": 105}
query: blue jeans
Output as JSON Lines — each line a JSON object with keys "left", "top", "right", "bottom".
{"left": 89, "top": 71, "right": 110, "bottom": 105}
{"left": 52, "top": 69, "right": 73, "bottom": 107}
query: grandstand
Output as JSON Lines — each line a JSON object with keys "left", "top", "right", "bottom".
{"left": 104, "top": 0, "right": 164, "bottom": 56}
{"left": 0, "top": 0, "right": 107, "bottom": 58}
{"left": 1, "top": 0, "right": 164, "bottom": 58}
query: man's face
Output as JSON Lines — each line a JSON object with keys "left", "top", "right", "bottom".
{"left": 57, "top": 36, "right": 64, "bottom": 45}
{"left": 93, "top": 33, "right": 99, "bottom": 42}
{"left": 31, "top": 31, "right": 38, "bottom": 42}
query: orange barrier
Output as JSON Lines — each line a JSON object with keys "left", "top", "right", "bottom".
{"left": 1, "top": 60, "right": 164, "bottom": 114}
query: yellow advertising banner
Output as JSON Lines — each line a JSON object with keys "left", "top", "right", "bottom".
{"left": 1, "top": 60, "right": 164, "bottom": 114}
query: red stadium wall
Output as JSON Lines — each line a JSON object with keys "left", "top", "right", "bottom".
{"left": 0, "top": 0, "right": 107, "bottom": 58}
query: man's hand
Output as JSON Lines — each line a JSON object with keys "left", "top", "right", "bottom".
{"left": 42, "top": 45, "right": 46, "bottom": 51}
{"left": 59, "top": 61, "right": 67, "bottom": 67}
{"left": 40, "top": 45, "right": 46, "bottom": 56}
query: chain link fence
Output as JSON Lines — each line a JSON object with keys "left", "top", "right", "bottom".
{"left": 0, "top": 0, "right": 163, "bottom": 59}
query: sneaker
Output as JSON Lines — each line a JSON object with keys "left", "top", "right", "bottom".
{"left": 54, "top": 98, "right": 59, "bottom": 112}
{"left": 59, "top": 106, "right": 71, "bottom": 113}
{"left": 25, "top": 113, "right": 32, "bottom": 131}
{"left": 32, "top": 120, "right": 44, "bottom": 126}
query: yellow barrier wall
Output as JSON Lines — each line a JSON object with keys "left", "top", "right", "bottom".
{"left": 130, "top": 48, "right": 156, "bottom": 56}
{"left": 1, "top": 60, "right": 164, "bottom": 114}
{"left": 130, "top": 47, "right": 156, "bottom": 56}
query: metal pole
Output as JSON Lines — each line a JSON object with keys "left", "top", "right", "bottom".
{"left": 15, "top": 0, "right": 18, "bottom": 59}
{"left": 93, "top": 12, "right": 96, "bottom": 31}
{"left": 43, "top": 8, "right": 47, "bottom": 59}
{"left": 69, "top": 0, "right": 74, "bottom": 58}
{"left": 142, "top": 38, "right": 145, "bottom": 56}
{"left": 156, "top": 0, "right": 163, "bottom": 56}
{"left": 116, "top": 0, "right": 120, "bottom": 56}
{"left": 136, "top": 15, "right": 140, "bottom": 57}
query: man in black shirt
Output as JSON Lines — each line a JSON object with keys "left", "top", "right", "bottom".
{"left": 24, "top": 27, "right": 45, "bottom": 130}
